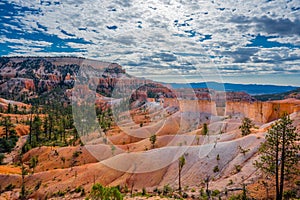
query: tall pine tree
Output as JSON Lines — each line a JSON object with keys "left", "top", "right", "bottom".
{"left": 255, "top": 113, "right": 299, "bottom": 200}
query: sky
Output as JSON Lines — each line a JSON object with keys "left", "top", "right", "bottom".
{"left": 0, "top": 0, "right": 300, "bottom": 86}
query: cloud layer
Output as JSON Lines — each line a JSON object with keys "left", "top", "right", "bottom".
{"left": 1, "top": 0, "right": 300, "bottom": 85}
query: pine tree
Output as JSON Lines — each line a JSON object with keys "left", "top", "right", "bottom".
{"left": 202, "top": 123, "right": 208, "bottom": 135}
{"left": 14, "top": 104, "right": 18, "bottom": 114}
{"left": 32, "top": 116, "right": 42, "bottom": 144}
{"left": 178, "top": 155, "right": 186, "bottom": 193}
{"left": 239, "top": 117, "right": 254, "bottom": 136}
{"left": 29, "top": 106, "right": 34, "bottom": 145}
{"left": 48, "top": 113, "right": 54, "bottom": 140}
{"left": 20, "top": 153, "right": 27, "bottom": 200}
{"left": 255, "top": 113, "right": 300, "bottom": 200}
{"left": 7, "top": 103, "right": 12, "bottom": 114}
{"left": 149, "top": 134, "right": 156, "bottom": 149}
{"left": 2, "top": 116, "right": 14, "bottom": 140}
{"left": 43, "top": 117, "right": 49, "bottom": 138}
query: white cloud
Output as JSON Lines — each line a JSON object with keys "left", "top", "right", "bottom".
{"left": 3, "top": 0, "right": 300, "bottom": 84}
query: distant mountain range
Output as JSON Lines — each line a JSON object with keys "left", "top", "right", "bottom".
{"left": 169, "top": 82, "right": 299, "bottom": 96}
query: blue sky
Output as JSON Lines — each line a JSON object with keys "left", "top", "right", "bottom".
{"left": 1, "top": 0, "right": 300, "bottom": 86}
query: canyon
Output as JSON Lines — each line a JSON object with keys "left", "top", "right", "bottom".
{"left": 0, "top": 57, "right": 299, "bottom": 199}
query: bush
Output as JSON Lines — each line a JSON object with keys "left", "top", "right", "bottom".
{"left": 229, "top": 194, "right": 243, "bottom": 200}
{"left": 163, "top": 184, "right": 172, "bottom": 196}
{"left": 153, "top": 187, "right": 162, "bottom": 195}
{"left": 142, "top": 187, "right": 146, "bottom": 196}
{"left": 90, "top": 183, "right": 123, "bottom": 200}
{"left": 74, "top": 186, "right": 82, "bottom": 193}
{"left": 74, "top": 186, "right": 85, "bottom": 196}
{"left": 73, "top": 151, "right": 81, "bottom": 158}
{"left": 182, "top": 192, "right": 188, "bottom": 198}
{"left": 283, "top": 190, "right": 297, "bottom": 199}
{"left": 235, "top": 165, "right": 242, "bottom": 173}
{"left": 213, "top": 165, "right": 220, "bottom": 173}
{"left": 212, "top": 189, "right": 220, "bottom": 197}
{"left": 53, "top": 190, "right": 66, "bottom": 197}
{"left": 228, "top": 179, "right": 234, "bottom": 185}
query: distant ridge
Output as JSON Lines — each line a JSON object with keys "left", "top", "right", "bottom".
{"left": 169, "top": 81, "right": 298, "bottom": 96}
{"left": 255, "top": 88, "right": 300, "bottom": 101}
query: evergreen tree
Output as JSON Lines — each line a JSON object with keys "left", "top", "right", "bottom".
{"left": 32, "top": 116, "right": 42, "bottom": 144}
{"left": 202, "top": 123, "right": 208, "bottom": 135}
{"left": 178, "top": 155, "right": 186, "bottom": 193}
{"left": 7, "top": 103, "right": 12, "bottom": 114}
{"left": 20, "top": 153, "right": 27, "bottom": 200}
{"left": 255, "top": 113, "right": 300, "bottom": 200}
{"left": 149, "top": 134, "right": 156, "bottom": 149}
{"left": 43, "top": 117, "right": 49, "bottom": 138}
{"left": 14, "top": 104, "right": 18, "bottom": 114}
{"left": 48, "top": 113, "right": 54, "bottom": 140}
{"left": 29, "top": 106, "right": 34, "bottom": 145}
{"left": 239, "top": 117, "right": 254, "bottom": 136}
{"left": 2, "top": 116, "right": 14, "bottom": 140}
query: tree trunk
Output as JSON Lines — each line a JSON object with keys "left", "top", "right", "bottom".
{"left": 275, "top": 134, "right": 280, "bottom": 200}
{"left": 20, "top": 155, "right": 26, "bottom": 200}
{"left": 29, "top": 115, "right": 32, "bottom": 145}
{"left": 5, "top": 123, "right": 8, "bottom": 140}
{"left": 49, "top": 119, "right": 52, "bottom": 140}
{"left": 206, "top": 176, "right": 210, "bottom": 199}
{"left": 279, "top": 126, "right": 286, "bottom": 200}
{"left": 178, "top": 167, "right": 181, "bottom": 192}
{"left": 36, "top": 131, "right": 39, "bottom": 143}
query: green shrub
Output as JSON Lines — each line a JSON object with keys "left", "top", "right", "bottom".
{"left": 227, "top": 179, "right": 234, "bottom": 185}
{"left": 73, "top": 151, "right": 81, "bottom": 158}
{"left": 123, "top": 185, "right": 128, "bottom": 193}
{"left": 212, "top": 189, "right": 220, "bottom": 197}
{"left": 163, "top": 184, "right": 172, "bottom": 196}
{"left": 182, "top": 192, "right": 188, "bottom": 198}
{"left": 53, "top": 190, "right": 66, "bottom": 197}
{"left": 283, "top": 190, "right": 296, "bottom": 199}
{"left": 142, "top": 187, "right": 146, "bottom": 196}
{"left": 153, "top": 187, "right": 162, "bottom": 195}
{"left": 90, "top": 183, "right": 123, "bottom": 200}
{"left": 229, "top": 194, "right": 243, "bottom": 200}
{"left": 235, "top": 165, "right": 242, "bottom": 173}
{"left": 75, "top": 186, "right": 84, "bottom": 193}
{"left": 213, "top": 165, "right": 220, "bottom": 173}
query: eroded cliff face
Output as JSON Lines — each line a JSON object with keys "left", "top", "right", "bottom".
{"left": 162, "top": 99, "right": 300, "bottom": 123}
{"left": 0, "top": 57, "right": 131, "bottom": 102}
{"left": 225, "top": 100, "right": 300, "bottom": 123}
